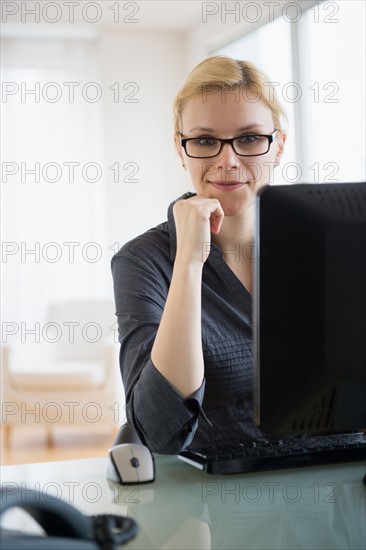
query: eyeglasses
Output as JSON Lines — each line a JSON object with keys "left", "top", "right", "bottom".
{"left": 180, "top": 129, "right": 279, "bottom": 159}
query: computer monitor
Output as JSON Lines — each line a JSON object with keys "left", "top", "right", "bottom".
{"left": 253, "top": 182, "right": 366, "bottom": 436}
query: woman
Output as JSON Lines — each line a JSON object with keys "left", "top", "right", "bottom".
{"left": 111, "top": 55, "right": 287, "bottom": 453}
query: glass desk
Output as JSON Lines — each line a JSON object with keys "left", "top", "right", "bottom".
{"left": 1, "top": 455, "right": 365, "bottom": 549}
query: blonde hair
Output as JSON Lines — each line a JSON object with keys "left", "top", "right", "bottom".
{"left": 173, "top": 55, "right": 287, "bottom": 135}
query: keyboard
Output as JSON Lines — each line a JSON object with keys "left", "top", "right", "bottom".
{"left": 178, "top": 432, "right": 366, "bottom": 475}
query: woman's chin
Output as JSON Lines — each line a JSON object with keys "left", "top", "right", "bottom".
{"left": 216, "top": 188, "right": 255, "bottom": 217}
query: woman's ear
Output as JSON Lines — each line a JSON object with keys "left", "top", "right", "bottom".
{"left": 274, "top": 131, "right": 286, "bottom": 167}
{"left": 174, "top": 134, "right": 186, "bottom": 170}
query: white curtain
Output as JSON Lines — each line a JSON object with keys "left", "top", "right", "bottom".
{"left": 2, "top": 36, "right": 110, "bottom": 368}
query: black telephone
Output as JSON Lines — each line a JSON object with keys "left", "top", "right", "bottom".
{"left": 0, "top": 487, "right": 138, "bottom": 549}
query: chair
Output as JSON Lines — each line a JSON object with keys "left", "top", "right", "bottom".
{"left": 1, "top": 300, "right": 123, "bottom": 445}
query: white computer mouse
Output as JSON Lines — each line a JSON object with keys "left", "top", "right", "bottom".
{"left": 107, "top": 443, "right": 155, "bottom": 484}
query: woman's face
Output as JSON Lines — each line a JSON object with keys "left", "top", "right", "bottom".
{"left": 175, "top": 89, "right": 286, "bottom": 217}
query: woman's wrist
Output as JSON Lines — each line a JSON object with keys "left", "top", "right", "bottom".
{"left": 173, "top": 255, "right": 205, "bottom": 277}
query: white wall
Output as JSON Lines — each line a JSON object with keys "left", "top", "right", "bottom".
{"left": 185, "top": 0, "right": 291, "bottom": 66}
{"left": 97, "top": 26, "right": 192, "bottom": 251}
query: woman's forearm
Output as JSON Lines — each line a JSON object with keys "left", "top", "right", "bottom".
{"left": 151, "top": 258, "right": 204, "bottom": 398}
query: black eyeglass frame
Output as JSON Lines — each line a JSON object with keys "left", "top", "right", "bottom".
{"left": 179, "top": 129, "right": 279, "bottom": 158}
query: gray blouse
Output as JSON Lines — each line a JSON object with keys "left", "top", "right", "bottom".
{"left": 111, "top": 192, "right": 263, "bottom": 454}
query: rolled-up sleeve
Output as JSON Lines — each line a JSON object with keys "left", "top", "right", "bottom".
{"left": 111, "top": 240, "right": 206, "bottom": 454}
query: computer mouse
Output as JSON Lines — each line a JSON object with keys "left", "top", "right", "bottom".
{"left": 107, "top": 443, "right": 155, "bottom": 484}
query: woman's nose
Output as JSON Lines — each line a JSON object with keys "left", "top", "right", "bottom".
{"left": 216, "top": 142, "right": 240, "bottom": 169}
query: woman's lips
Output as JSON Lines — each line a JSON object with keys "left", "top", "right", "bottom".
{"left": 209, "top": 181, "right": 247, "bottom": 191}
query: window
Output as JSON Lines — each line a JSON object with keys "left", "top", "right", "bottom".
{"left": 2, "top": 37, "right": 108, "bottom": 367}
{"left": 214, "top": 1, "right": 365, "bottom": 184}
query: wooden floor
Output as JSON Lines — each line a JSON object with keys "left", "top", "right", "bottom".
{"left": 1, "top": 425, "right": 119, "bottom": 466}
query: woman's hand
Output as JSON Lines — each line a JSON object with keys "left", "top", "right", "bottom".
{"left": 173, "top": 195, "right": 224, "bottom": 265}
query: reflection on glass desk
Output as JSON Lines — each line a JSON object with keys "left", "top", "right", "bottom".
{"left": 1, "top": 455, "right": 365, "bottom": 549}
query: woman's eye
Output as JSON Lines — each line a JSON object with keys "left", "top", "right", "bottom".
{"left": 193, "top": 138, "right": 217, "bottom": 146}
{"left": 238, "top": 135, "right": 260, "bottom": 143}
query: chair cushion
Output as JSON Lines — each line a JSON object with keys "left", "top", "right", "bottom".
{"left": 10, "top": 361, "right": 106, "bottom": 391}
